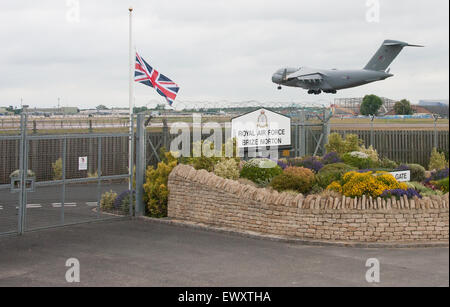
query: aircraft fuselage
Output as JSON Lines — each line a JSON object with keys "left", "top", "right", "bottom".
{"left": 272, "top": 67, "right": 393, "bottom": 93}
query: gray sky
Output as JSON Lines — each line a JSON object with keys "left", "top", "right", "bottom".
{"left": 0, "top": 0, "right": 448, "bottom": 109}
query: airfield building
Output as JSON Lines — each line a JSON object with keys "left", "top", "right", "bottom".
{"left": 333, "top": 97, "right": 396, "bottom": 116}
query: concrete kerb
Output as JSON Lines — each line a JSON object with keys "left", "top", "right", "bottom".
{"left": 136, "top": 216, "right": 450, "bottom": 249}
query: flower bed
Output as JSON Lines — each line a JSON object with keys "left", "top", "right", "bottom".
{"left": 167, "top": 164, "right": 449, "bottom": 244}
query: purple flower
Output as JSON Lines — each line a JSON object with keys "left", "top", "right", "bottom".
{"left": 395, "top": 164, "right": 410, "bottom": 172}
{"left": 277, "top": 160, "right": 288, "bottom": 170}
{"left": 114, "top": 190, "right": 135, "bottom": 209}
{"left": 321, "top": 152, "right": 342, "bottom": 165}
{"left": 298, "top": 156, "right": 324, "bottom": 173}
{"left": 425, "top": 167, "right": 449, "bottom": 183}
{"left": 381, "top": 188, "right": 422, "bottom": 199}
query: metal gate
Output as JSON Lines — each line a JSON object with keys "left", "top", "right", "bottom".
{"left": 0, "top": 114, "right": 133, "bottom": 236}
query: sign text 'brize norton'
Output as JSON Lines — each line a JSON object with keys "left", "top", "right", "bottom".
{"left": 231, "top": 108, "right": 291, "bottom": 149}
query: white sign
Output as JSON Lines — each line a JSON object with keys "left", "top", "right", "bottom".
{"left": 389, "top": 170, "right": 410, "bottom": 182}
{"left": 231, "top": 108, "right": 291, "bottom": 148}
{"left": 78, "top": 156, "right": 88, "bottom": 171}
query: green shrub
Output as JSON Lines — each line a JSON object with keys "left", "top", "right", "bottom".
{"left": 325, "top": 133, "right": 362, "bottom": 155}
{"left": 214, "top": 159, "right": 240, "bottom": 180}
{"left": 240, "top": 158, "right": 283, "bottom": 186}
{"left": 316, "top": 163, "right": 355, "bottom": 188}
{"left": 429, "top": 148, "right": 448, "bottom": 171}
{"left": 406, "top": 164, "right": 426, "bottom": 182}
{"left": 377, "top": 157, "right": 398, "bottom": 169}
{"left": 88, "top": 171, "right": 98, "bottom": 178}
{"left": 270, "top": 167, "right": 315, "bottom": 194}
{"left": 177, "top": 140, "right": 226, "bottom": 172}
{"left": 188, "top": 156, "right": 219, "bottom": 172}
{"left": 143, "top": 152, "right": 178, "bottom": 218}
{"left": 309, "top": 184, "right": 323, "bottom": 195}
{"left": 100, "top": 190, "right": 117, "bottom": 211}
{"left": 406, "top": 181, "right": 443, "bottom": 197}
{"left": 434, "top": 177, "right": 449, "bottom": 193}
{"left": 52, "top": 158, "right": 63, "bottom": 180}
{"left": 360, "top": 145, "right": 379, "bottom": 163}
{"left": 341, "top": 152, "right": 376, "bottom": 169}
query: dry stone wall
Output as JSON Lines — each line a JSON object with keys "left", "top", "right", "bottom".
{"left": 168, "top": 164, "right": 449, "bottom": 243}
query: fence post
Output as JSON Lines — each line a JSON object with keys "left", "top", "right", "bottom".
{"left": 162, "top": 118, "right": 169, "bottom": 151}
{"left": 299, "top": 109, "right": 306, "bottom": 157}
{"left": 370, "top": 115, "right": 375, "bottom": 147}
{"left": 433, "top": 114, "right": 438, "bottom": 149}
{"left": 18, "top": 113, "right": 28, "bottom": 235}
{"left": 135, "top": 114, "right": 146, "bottom": 216}
{"left": 322, "top": 109, "right": 331, "bottom": 155}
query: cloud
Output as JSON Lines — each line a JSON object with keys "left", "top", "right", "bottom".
{"left": 0, "top": 0, "right": 448, "bottom": 109}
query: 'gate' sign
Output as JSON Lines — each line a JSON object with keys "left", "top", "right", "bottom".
{"left": 231, "top": 108, "right": 291, "bottom": 149}
{"left": 389, "top": 170, "right": 411, "bottom": 182}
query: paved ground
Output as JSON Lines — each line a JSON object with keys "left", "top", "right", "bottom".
{"left": 0, "top": 219, "right": 448, "bottom": 287}
{"left": 0, "top": 183, "right": 127, "bottom": 234}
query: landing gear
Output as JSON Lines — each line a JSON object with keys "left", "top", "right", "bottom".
{"left": 308, "top": 90, "right": 322, "bottom": 95}
{"left": 323, "top": 90, "right": 337, "bottom": 94}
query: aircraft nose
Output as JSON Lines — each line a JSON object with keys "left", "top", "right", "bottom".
{"left": 272, "top": 73, "right": 282, "bottom": 84}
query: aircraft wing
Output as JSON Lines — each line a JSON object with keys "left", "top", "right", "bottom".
{"left": 295, "top": 73, "right": 323, "bottom": 82}
{"left": 286, "top": 68, "right": 324, "bottom": 83}
{"left": 287, "top": 73, "right": 323, "bottom": 83}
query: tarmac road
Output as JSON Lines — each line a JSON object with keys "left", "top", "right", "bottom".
{"left": 0, "top": 183, "right": 128, "bottom": 233}
{"left": 0, "top": 219, "right": 448, "bottom": 287}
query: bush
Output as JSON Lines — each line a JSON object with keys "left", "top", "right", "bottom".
{"left": 187, "top": 156, "right": 219, "bottom": 172}
{"left": 327, "top": 171, "right": 408, "bottom": 198}
{"left": 113, "top": 190, "right": 135, "bottom": 215}
{"left": 240, "top": 159, "right": 283, "bottom": 186}
{"left": 270, "top": 167, "right": 315, "bottom": 194}
{"left": 426, "top": 168, "right": 449, "bottom": 183}
{"left": 100, "top": 190, "right": 117, "bottom": 211}
{"left": 325, "top": 133, "right": 362, "bottom": 155}
{"left": 321, "top": 152, "right": 341, "bottom": 165}
{"left": 377, "top": 157, "right": 398, "bottom": 169}
{"left": 294, "top": 156, "right": 324, "bottom": 173}
{"left": 434, "top": 177, "right": 449, "bottom": 194}
{"left": 341, "top": 152, "right": 376, "bottom": 169}
{"left": 360, "top": 145, "right": 379, "bottom": 163}
{"left": 143, "top": 152, "right": 178, "bottom": 217}
{"left": 396, "top": 164, "right": 426, "bottom": 182}
{"left": 316, "top": 163, "right": 355, "bottom": 188}
{"left": 429, "top": 148, "right": 448, "bottom": 171}
{"left": 277, "top": 159, "right": 288, "bottom": 170}
{"left": 214, "top": 159, "right": 240, "bottom": 180}
{"left": 407, "top": 181, "right": 443, "bottom": 197}
{"left": 52, "top": 158, "right": 62, "bottom": 180}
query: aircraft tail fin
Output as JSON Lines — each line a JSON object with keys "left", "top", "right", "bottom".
{"left": 364, "top": 40, "right": 423, "bottom": 71}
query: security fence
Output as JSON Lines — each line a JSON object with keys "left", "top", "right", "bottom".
{"left": 0, "top": 114, "right": 132, "bottom": 235}
{"left": 334, "top": 129, "right": 449, "bottom": 167}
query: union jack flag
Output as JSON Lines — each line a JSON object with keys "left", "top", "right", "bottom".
{"left": 135, "top": 52, "right": 179, "bottom": 106}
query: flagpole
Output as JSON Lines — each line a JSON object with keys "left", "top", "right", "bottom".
{"left": 128, "top": 7, "right": 135, "bottom": 212}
